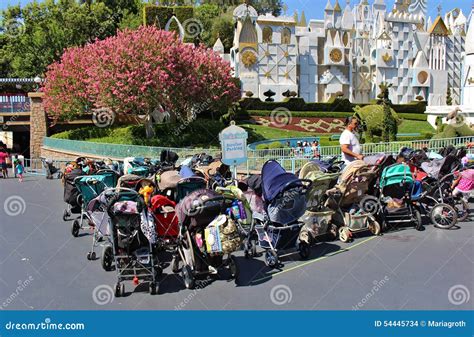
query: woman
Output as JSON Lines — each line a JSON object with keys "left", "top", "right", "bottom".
{"left": 0, "top": 147, "right": 9, "bottom": 178}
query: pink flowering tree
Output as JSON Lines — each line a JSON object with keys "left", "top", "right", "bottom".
{"left": 43, "top": 26, "right": 240, "bottom": 138}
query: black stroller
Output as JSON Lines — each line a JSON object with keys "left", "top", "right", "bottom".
{"left": 62, "top": 167, "right": 84, "bottom": 221}
{"left": 173, "top": 189, "right": 241, "bottom": 289}
{"left": 103, "top": 188, "right": 160, "bottom": 297}
{"left": 251, "top": 160, "right": 311, "bottom": 268}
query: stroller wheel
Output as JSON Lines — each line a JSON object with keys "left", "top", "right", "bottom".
{"left": 101, "top": 245, "right": 114, "bottom": 271}
{"left": 250, "top": 239, "right": 257, "bottom": 257}
{"left": 368, "top": 219, "right": 381, "bottom": 236}
{"left": 430, "top": 203, "right": 457, "bottom": 230}
{"left": 338, "top": 227, "right": 351, "bottom": 243}
{"left": 298, "top": 242, "right": 311, "bottom": 260}
{"left": 228, "top": 256, "right": 238, "bottom": 279}
{"left": 181, "top": 265, "right": 195, "bottom": 289}
{"left": 115, "top": 282, "right": 124, "bottom": 297}
{"left": 329, "top": 224, "right": 338, "bottom": 241}
{"left": 86, "top": 252, "right": 96, "bottom": 261}
{"left": 71, "top": 220, "right": 80, "bottom": 237}
{"left": 62, "top": 209, "right": 70, "bottom": 221}
{"left": 264, "top": 250, "right": 279, "bottom": 268}
{"left": 149, "top": 282, "right": 158, "bottom": 295}
{"left": 454, "top": 199, "right": 469, "bottom": 222}
{"left": 171, "top": 255, "right": 180, "bottom": 274}
{"left": 413, "top": 209, "right": 424, "bottom": 231}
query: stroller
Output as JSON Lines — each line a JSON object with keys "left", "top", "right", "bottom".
{"left": 174, "top": 189, "right": 242, "bottom": 289}
{"left": 42, "top": 158, "right": 62, "bottom": 179}
{"left": 123, "top": 157, "right": 150, "bottom": 177}
{"left": 419, "top": 155, "right": 467, "bottom": 225}
{"left": 378, "top": 163, "right": 427, "bottom": 231}
{"left": 157, "top": 168, "right": 207, "bottom": 202}
{"left": 252, "top": 160, "right": 311, "bottom": 268}
{"left": 70, "top": 170, "right": 119, "bottom": 238}
{"left": 102, "top": 188, "right": 159, "bottom": 297}
{"left": 298, "top": 161, "right": 341, "bottom": 245}
{"left": 150, "top": 195, "right": 180, "bottom": 250}
{"left": 326, "top": 160, "right": 381, "bottom": 243}
{"left": 63, "top": 167, "right": 85, "bottom": 221}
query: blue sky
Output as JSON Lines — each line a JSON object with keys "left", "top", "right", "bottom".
{"left": 2, "top": 0, "right": 473, "bottom": 20}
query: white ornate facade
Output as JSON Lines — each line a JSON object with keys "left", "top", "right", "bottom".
{"left": 224, "top": 1, "right": 468, "bottom": 105}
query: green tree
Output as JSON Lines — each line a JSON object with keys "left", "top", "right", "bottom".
{"left": 446, "top": 87, "right": 453, "bottom": 106}
{"left": 210, "top": 16, "right": 234, "bottom": 52}
{"left": 195, "top": 3, "right": 221, "bottom": 47}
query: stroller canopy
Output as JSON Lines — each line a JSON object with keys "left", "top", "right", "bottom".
{"left": 160, "top": 150, "right": 179, "bottom": 165}
{"left": 158, "top": 170, "right": 181, "bottom": 190}
{"left": 421, "top": 155, "right": 460, "bottom": 179}
{"left": 380, "top": 163, "right": 414, "bottom": 188}
{"left": 262, "top": 160, "right": 302, "bottom": 202}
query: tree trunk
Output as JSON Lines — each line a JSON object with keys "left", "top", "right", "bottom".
{"left": 144, "top": 114, "right": 155, "bottom": 139}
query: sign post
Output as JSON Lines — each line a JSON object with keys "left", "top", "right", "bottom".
{"left": 219, "top": 121, "right": 248, "bottom": 180}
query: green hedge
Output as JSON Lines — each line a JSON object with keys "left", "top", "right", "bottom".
{"left": 398, "top": 113, "right": 428, "bottom": 121}
{"left": 143, "top": 5, "right": 194, "bottom": 42}
{"left": 239, "top": 97, "right": 426, "bottom": 114}
{"left": 247, "top": 110, "right": 352, "bottom": 118}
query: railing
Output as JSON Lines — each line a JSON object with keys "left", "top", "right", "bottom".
{"left": 42, "top": 136, "right": 474, "bottom": 175}
{"left": 0, "top": 95, "right": 30, "bottom": 113}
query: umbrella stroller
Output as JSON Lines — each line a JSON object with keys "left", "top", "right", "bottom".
{"left": 102, "top": 188, "right": 160, "bottom": 297}
{"left": 298, "top": 161, "right": 341, "bottom": 245}
{"left": 174, "top": 189, "right": 242, "bottom": 289}
{"left": 150, "top": 195, "right": 179, "bottom": 250}
{"left": 71, "top": 170, "right": 119, "bottom": 238}
{"left": 254, "top": 160, "right": 311, "bottom": 268}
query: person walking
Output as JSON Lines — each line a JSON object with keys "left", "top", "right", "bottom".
{"left": 0, "top": 146, "right": 9, "bottom": 178}
{"left": 15, "top": 159, "right": 24, "bottom": 183}
{"left": 340, "top": 116, "right": 363, "bottom": 165}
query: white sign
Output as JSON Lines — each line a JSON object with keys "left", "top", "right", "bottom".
{"left": 219, "top": 122, "right": 248, "bottom": 166}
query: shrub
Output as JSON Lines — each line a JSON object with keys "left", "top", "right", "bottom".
{"left": 256, "top": 143, "right": 269, "bottom": 150}
{"left": 268, "top": 141, "right": 284, "bottom": 149}
{"left": 398, "top": 113, "right": 428, "bottom": 121}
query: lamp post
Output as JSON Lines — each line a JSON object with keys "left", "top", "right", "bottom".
{"left": 33, "top": 76, "right": 42, "bottom": 92}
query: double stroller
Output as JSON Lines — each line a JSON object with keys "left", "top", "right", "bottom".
{"left": 173, "top": 189, "right": 244, "bottom": 288}
{"left": 157, "top": 168, "right": 206, "bottom": 202}
{"left": 102, "top": 188, "right": 160, "bottom": 297}
{"left": 250, "top": 160, "right": 311, "bottom": 268}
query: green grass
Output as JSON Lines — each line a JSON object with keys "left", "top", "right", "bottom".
{"left": 398, "top": 119, "right": 435, "bottom": 134}
{"left": 51, "top": 118, "right": 436, "bottom": 149}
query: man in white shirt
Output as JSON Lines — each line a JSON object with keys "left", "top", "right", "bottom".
{"left": 339, "top": 117, "right": 363, "bottom": 165}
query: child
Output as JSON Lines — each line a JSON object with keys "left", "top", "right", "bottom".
{"left": 451, "top": 168, "right": 474, "bottom": 201}
{"left": 16, "top": 160, "right": 24, "bottom": 182}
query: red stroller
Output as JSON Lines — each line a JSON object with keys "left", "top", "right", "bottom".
{"left": 150, "top": 195, "right": 179, "bottom": 250}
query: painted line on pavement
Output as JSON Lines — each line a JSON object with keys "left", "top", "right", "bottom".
{"left": 251, "top": 236, "right": 378, "bottom": 284}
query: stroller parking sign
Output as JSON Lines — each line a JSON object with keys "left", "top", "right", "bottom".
{"left": 219, "top": 122, "right": 248, "bottom": 167}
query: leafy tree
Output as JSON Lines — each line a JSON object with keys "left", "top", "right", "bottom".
{"left": 210, "top": 16, "right": 234, "bottom": 52}
{"left": 201, "top": 0, "right": 282, "bottom": 15}
{"left": 195, "top": 4, "right": 221, "bottom": 47}
{"left": 44, "top": 26, "right": 241, "bottom": 138}
{"left": 446, "top": 87, "right": 453, "bottom": 106}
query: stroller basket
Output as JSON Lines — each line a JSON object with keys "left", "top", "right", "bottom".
{"left": 255, "top": 223, "right": 302, "bottom": 250}
{"left": 344, "top": 213, "right": 370, "bottom": 230}
{"left": 300, "top": 210, "right": 334, "bottom": 235}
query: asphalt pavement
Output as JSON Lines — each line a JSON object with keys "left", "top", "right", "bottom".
{"left": 0, "top": 175, "right": 472, "bottom": 310}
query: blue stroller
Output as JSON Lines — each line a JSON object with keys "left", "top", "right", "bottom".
{"left": 253, "top": 160, "right": 311, "bottom": 268}
{"left": 71, "top": 170, "right": 119, "bottom": 241}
